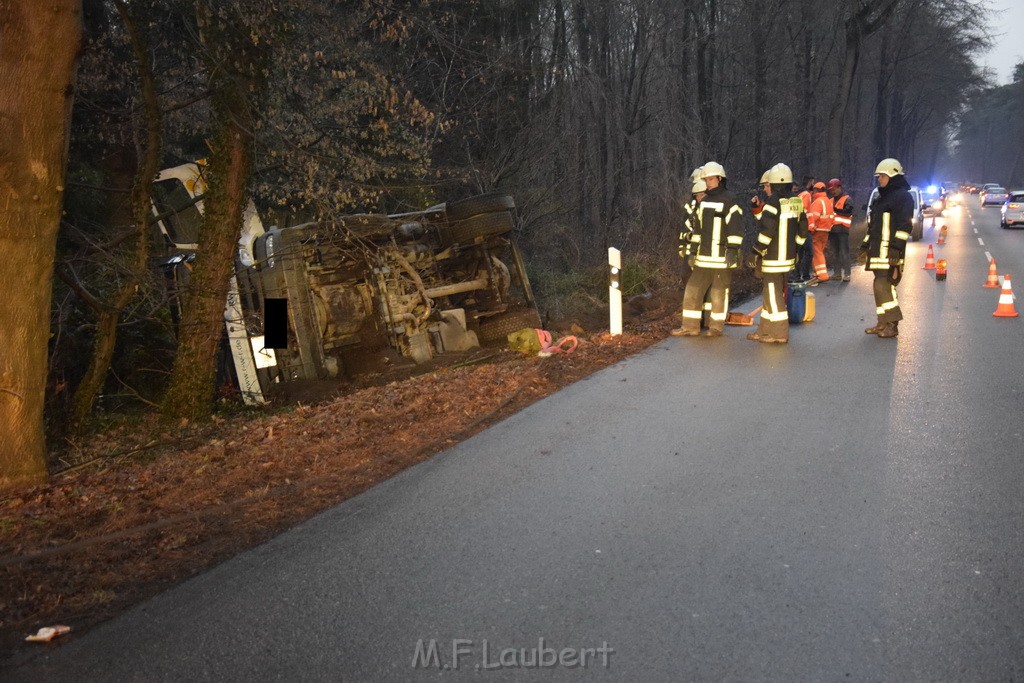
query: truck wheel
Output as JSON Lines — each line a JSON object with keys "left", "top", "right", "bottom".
{"left": 446, "top": 193, "right": 515, "bottom": 221}
{"left": 911, "top": 222, "right": 922, "bottom": 242}
{"left": 448, "top": 211, "right": 514, "bottom": 244}
{"left": 477, "top": 307, "right": 543, "bottom": 344}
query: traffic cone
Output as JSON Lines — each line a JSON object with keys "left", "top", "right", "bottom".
{"left": 937, "top": 225, "right": 947, "bottom": 245}
{"left": 993, "top": 275, "right": 1019, "bottom": 318}
{"left": 983, "top": 259, "right": 1000, "bottom": 288}
{"left": 935, "top": 259, "right": 947, "bottom": 282}
{"left": 923, "top": 244, "right": 936, "bottom": 270}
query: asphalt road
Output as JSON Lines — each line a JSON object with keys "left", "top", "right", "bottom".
{"left": 8, "top": 197, "right": 1024, "bottom": 681}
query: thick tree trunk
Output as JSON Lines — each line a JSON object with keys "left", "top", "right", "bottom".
{"left": 161, "top": 5, "right": 260, "bottom": 423}
{"left": 825, "top": 0, "right": 898, "bottom": 178}
{"left": 825, "top": 40, "right": 860, "bottom": 178}
{"left": 0, "top": 0, "right": 82, "bottom": 487}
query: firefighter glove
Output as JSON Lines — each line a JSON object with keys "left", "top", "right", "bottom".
{"left": 889, "top": 264, "right": 903, "bottom": 285}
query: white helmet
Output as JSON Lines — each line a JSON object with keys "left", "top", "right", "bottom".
{"left": 701, "top": 161, "right": 727, "bottom": 179}
{"left": 692, "top": 179, "right": 707, "bottom": 193}
{"left": 762, "top": 163, "right": 793, "bottom": 184}
{"left": 874, "top": 158, "right": 904, "bottom": 176}
{"left": 690, "top": 166, "right": 704, "bottom": 183}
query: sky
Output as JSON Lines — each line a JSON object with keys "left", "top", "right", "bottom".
{"left": 980, "top": 1, "right": 1024, "bottom": 85}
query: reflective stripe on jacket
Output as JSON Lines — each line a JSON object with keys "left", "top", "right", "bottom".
{"left": 755, "top": 195, "right": 808, "bottom": 273}
{"left": 807, "top": 193, "right": 835, "bottom": 233}
{"left": 679, "top": 199, "right": 698, "bottom": 258}
{"left": 692, "top": 187, "right": 745, "bottom": 269}
{"left": 832, "top": 194, "right": 853, "bottom": 231}
{"left": 863, "top": 175, "right": 914, "bottom": 270}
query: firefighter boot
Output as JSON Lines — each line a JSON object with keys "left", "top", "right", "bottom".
{"left": 670, "top": 326, "right": 700, "bottom": 337}
{"left": 877, "top": 321, "right": 899, "bottom": 338}
{"left": 746, "top": 332, "right": 787, "bottom": 344}
{"left": 864, "top": 319, "right": 885, "bottom": 334}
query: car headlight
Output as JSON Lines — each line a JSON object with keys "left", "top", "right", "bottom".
{"left": 931, "top": 200, "right": 942, "bottom": 209}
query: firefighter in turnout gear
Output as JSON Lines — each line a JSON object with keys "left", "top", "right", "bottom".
{"left": 827, "top": 178, "right": 853, "bottom": 281}
{"left": 679, "top": 169, "right": 714, "bottom": 327}
{"left": 807, "top": 181, "right": 834, "bottom": 284}
{"left": 679, "top": 177, "right": 706, "bottom": 259}
{"left": 680, "top": 165, "right": 705, "bottom": 253}
{"left": 746, "top": 163, "right": 808, "bottom": 343}
{"left": 672, "top": 162, "right": 745, "bottom": 337}
{"left": 861, "top": 158, "right": 913, "bottom": 338}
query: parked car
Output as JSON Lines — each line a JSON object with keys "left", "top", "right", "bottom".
{"left": 1001, "top": 191, "right": 1024, "bottom": 228}
{"left": 154, "top": 163, "right": 540, "bottom": 404}
{"left": 982, "top": 187, "right": 1009, "bottom": 206}
{"left": 865, "top": 186, "right": 924, "bottom": 241}
{"left": 980, "top": 183, "right": 1002, "bottom": 201}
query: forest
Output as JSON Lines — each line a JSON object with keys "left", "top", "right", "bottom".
{"left": 2, "top": 0, "right": 1021, "bottom": 485}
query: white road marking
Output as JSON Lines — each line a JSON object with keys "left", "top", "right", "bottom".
{"left": 985, "top": 251, "right": 993, "bottom": 262}
{"left": 978, "top": 238, "right": 985, "bottom": 246}
{"left": 973, "top": 228, "right": 978, "bottom": 234}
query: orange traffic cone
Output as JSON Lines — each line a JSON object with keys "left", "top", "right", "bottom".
{"left": 993, "top": 275, "right": 1019, "bottom": 318}
{"left": 937, "top": 225, "right": 947, "bottom": 245}
{"left": 983, "top": 259, "right": 1000, "bottom": 288}
{"left": 923, "top": 244, "right": 936, "bottom": 270}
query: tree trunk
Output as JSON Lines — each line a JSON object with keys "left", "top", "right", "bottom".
{"left": 825, "top": 40, "right": 860, "bottom": 178}
{"left": 69, "top": 0, "right": 162, "bottom": 433}
{"left": 0, "top": 0, "right": 82, "bottom": 487}
{"left": 161, "top": 5, "right": 261, "bottom": 423}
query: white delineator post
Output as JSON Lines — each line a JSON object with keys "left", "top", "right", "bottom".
{"left": 609, "top": 247, "right": 622, "bottom": 336}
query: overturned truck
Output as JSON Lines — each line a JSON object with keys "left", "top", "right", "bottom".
{"left": 154, "top": 164, "right": 540, "bottom": 404}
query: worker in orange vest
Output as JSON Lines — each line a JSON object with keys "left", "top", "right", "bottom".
{"left": 827, "top": 178, "right": 854, "bottom": 282}
{"left": 806, "top": 181, "right": 834, "bottom": 285}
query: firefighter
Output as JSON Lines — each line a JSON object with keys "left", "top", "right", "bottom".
{"left": 746, "top": 164, "right": 808, "bottom": 344}
{"left": 806, "top": 181, "right": 834, "bottom": 285}
{"left": 680, "top": 165, "right": 704, "bottom": 244}
{"left": 861, "top": 158, "right": 913, "bottom": 338}
{"left": 672, "top": 161, "right": 744, "bottom": 337}
{"left": 827, "top": 178, "right": 853, "bottom": 281}
{"left": 679, "top": 172, "right": 705, "bottom": 259}
{"left": 678, "top": 168, "right": 714, "bottom": 328}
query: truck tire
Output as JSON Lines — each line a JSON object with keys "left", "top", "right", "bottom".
{"left": 477, "top": 307, "right": 543, "bottom": 344}
{"left": 446, "top": 193, "right": 515, "bottom": 221}
{"left": 448, "top": 211, "right": 514, "bottom": 244}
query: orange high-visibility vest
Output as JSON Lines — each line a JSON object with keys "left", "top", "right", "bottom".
{"left": 807, "top": 193, "right": 834, "bottom": 232}
{"left": 833, "top": 194, "right": 853, "bottom": 230}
